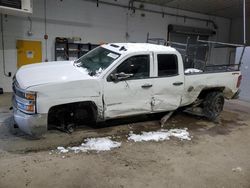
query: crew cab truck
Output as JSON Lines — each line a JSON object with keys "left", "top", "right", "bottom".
{"left": 12, "top": 43, "right": 242, "bottom": 135}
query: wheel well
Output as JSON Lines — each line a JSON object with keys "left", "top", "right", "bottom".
{"left": 47, "top": 101, "right": 98, "bottom": 130}
{"left": 198, "top": 87, "right": 225, "bottom": 100}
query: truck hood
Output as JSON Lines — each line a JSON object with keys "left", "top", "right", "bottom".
{"left": 15, "top": 61, "right": 94, "bottom": 89}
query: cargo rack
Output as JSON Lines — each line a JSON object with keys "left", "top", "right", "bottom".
{"left": 146, "top": 33, "right": 246, "bottom": 73}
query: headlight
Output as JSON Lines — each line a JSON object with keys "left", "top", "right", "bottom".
{"left": 16, "top": 100, "right": 36, "bottom": 114}
{"left": 13, "top": 80, "right": 37, "bottom": 114}
{"left": 25, "top": 91, "right": 36, "bottom": 100}
{"left": 14, "top": 90, "right": 36, "bottom": 114}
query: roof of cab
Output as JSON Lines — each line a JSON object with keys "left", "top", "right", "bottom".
{"left": 102, "top": 43, "right": 177, "bottom": 54}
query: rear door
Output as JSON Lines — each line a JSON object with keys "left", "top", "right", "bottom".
{"left": 152, "top": 53, "right": 184, "bottom": 112}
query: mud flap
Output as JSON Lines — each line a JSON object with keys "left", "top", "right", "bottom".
{"left": 232, "top": 90, "right": 240, "bottom": 99}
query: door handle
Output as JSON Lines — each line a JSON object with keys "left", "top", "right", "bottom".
{"left": 173, "top": 82, "right": 183, "bottom": 86}
{"left": 141, "top": 83, "right": 153, "bottom": 88}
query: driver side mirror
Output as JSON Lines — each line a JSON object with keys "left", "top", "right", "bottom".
{"left": 110, "top": 73, "right": 118, "bottom": 82}
{"left": 110, "top": 72, "right": 133, "bottom": 82}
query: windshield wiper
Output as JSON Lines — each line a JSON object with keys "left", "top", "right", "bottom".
{"left": 89, "top": 71, "right": 95, "bottom": 76}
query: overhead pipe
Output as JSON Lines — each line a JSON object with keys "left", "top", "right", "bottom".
{"left": 243, "top": 0, "right": 246, "bottom": 44}
{"left": 238, "top": 0, "right": 247, "bottom": 67}
{"left": 85, "top": 0, "right": 218, "bottom": 29}
{"left": 0, "top": 14, "right": 11, "bottom": 77}
{"left": 27, "top": 16, "right": 33, "bottom": 36}
{"left": 44, "top": 0, "right": 48, "bottom": 62}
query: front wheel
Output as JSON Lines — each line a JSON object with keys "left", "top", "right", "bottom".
{"left": 203, "top": 91, "right": 224, "bottom": 121}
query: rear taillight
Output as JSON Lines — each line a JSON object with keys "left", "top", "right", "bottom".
{"left": 236, "top": 75, "right": 242, "bottom": 88}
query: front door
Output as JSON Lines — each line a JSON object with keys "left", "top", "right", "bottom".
{"left": 103, "top": 54, "right": 154, "bottom": 119}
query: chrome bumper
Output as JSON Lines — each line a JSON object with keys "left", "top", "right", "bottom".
{"left": 13, "top": 107, "right": 47, "bottom": 136}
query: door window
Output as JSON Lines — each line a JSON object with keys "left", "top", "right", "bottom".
{"left": 157, "top": 54, "right": 178, "bottom": 77}
{"left": 111, "top": 55, "right": 150, "bottom": 80}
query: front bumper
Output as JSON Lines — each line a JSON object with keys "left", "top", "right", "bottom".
{"left": 13, "top": 107, "right": 47, "bottom": 136}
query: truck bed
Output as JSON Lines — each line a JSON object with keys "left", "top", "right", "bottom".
{"left": 181, "top": 71, "right": 241, "bottom": 106}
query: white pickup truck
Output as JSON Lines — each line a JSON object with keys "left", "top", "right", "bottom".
{"left": 12, "top": 43, "right": 242, "bottom": 135}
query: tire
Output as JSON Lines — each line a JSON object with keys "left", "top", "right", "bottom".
{"left": 203, "top": 91, "right": 224, "bottom": 121}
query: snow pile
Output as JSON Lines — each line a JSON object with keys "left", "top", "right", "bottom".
{"left": 56, "top": 129, "right": 191, "bottom": 154}
{"left": 128, "top": 131, "right": 170, "bottom": 142}
{"left": 74, "top": 61, "right": 103, "bottom": 78}
{"left": 128, "top": 128, "right": 191, "bottom": 142}
{"left": 168, "top": 129, "right": 191, "bottom": 140}
{"left": 184, "top": 68, "right": 203, "bottom": 74}
{"left": 57, "top": 137, "right": 121, "bottom": 154}
{"left": 57, "top": 147, "right": 69, "bottom": 153}
{"left": 75, "top": 66, "right": 93, "bottom": 77}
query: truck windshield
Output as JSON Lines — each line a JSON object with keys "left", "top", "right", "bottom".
{"left": 74, "top": 47, "right": 120, "bottom": 76}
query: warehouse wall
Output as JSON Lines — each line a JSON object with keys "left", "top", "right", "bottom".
{"left": 230, "top": 16, "right": 250, "bottom": 45}
{"left": 230, "top": 17, "right": 250, "bottom": 101}
{"left": 0, "top": 0, "right": 231, "bottom": 92}
{"left": 238, "top": 47, "right": 250, "bottom": 102}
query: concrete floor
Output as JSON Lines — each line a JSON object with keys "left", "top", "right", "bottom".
{"left": 0, "top": 92, "right": 250, "bottom": 188}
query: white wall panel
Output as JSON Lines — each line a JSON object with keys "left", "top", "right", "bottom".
{"left": 0, "top": 0, "right": 230, "bottom": 92}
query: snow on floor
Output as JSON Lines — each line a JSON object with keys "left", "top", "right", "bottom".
{"left": 128, "top": 131, "right": 170, "bottom": 142}
{"left": 57, "top": 137, "right": 121, "bottom": 154}
{"left": 57, "top": 147, "right": 69, "bottom": 153}
{"left": 128, "top": 128, "right": 191, "bottom": 142}
{"left": 56, "top": 129, "right": 190, "bottom": 154}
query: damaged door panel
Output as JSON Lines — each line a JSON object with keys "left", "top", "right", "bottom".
{"left": 103, "top": 53, "right": 154, "bottom": 118}
{"left": 152, "top": 53, "right": 184, "bottom": 112}
{"left": 104, "top": 79, "right": 153, "bottom": 118}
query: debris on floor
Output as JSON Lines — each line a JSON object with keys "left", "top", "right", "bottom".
{"left": 128, "top": 128, "right": 191, "bottom": 142}
{"left": 57, "top": 137, "right": 121, "bottom": 154}
{"left": 160, "top": 111, "right": 174, "bottom": 127}
{"left": 232, "top": 167, "right": 242, "bottom": 172}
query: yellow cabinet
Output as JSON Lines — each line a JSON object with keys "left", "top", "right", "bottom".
{"left": 16, "top": 40, "right": 42, "bottom": 68}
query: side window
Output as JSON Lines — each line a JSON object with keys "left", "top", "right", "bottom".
{"left": 115, "top": 55, "right": 150, "bottom": 79}
{"left": 157, "top": 54, "right": 178, "bottom": 77}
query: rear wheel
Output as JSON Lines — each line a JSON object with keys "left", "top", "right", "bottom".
{"left": 203, "top": 91, "right": 224, "bottom": 121}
